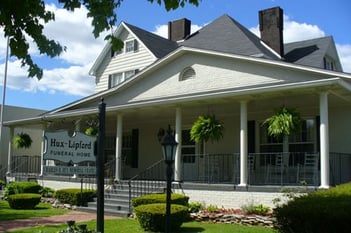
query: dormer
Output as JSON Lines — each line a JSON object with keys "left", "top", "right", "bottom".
{"left": 89, "top": 22, "right": 178, "bottom": 93}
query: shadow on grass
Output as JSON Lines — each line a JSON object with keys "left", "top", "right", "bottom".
{"left": 177, "top": 226, "right": 205, "bottom": 232}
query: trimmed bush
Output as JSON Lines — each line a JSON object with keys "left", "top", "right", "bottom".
{"left": 55, "top": 188, "right": 96, "bottom": 206}
{"left": 8, "top": 193, "right": 41, "bottom": 209}
{"left": 131, "top": 193, "right": 189, "bottom": 208}
{"left": 274, "top": 182, "right": 351, "bottom": 233}
{"left": 3, "top": 181, "right": 42, "bottom": 197}
{"left": 134, "top": 203, "right": 188, "bottom": 232}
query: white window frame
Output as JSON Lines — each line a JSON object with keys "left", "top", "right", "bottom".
{"left": 125, "top": 39, "right": 138, "bottom": 53}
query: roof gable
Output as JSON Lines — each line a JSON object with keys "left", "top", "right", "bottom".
{"left": 89, "top": 22, "right": 178, "bottom": 76}
{"left": 284, "top": 36, "right": 343, "bottom": 71}
{"left": 180, "top": 14, "right": 280, "bottom": 60}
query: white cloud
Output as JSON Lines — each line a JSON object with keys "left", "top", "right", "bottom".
{"left": 43, "top": 4, "right": 107, "bottom": 66}
{"left": 250, "top": 15, "right": 325, "bottom": 43}
{"left": 0, "top": 4, "right": 103, "bottom": 97}
{"left": 337, "top": 44, "right": 351, "bottom": 73}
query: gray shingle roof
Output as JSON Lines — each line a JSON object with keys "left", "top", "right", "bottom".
{"left": 124, "top": 22, "right": 178, "bottom": 58}
{"left": 180, "top": 14, "right": 280, "bottom": 60}
{"left": 284, "top": 36, "right": 339, "bottom": 70}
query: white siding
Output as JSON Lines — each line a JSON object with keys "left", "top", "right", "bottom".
{"left": 103, "top": 53, "right": 323, "bottom": 107}
{"left": 94, "top": 29, "right": 156, "bottom": 93}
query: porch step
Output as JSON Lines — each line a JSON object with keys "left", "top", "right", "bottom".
{"left": 79, "top": 180, "right": 167, "bottom": 217}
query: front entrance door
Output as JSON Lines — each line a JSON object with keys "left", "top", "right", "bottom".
{"left": 181, "top": 129, "right": 197, "bottom": 181}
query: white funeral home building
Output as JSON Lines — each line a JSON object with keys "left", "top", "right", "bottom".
{"left": 4, "top": 7, "right": 351, "bottom": 209}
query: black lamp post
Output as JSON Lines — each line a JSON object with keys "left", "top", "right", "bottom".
{"left": 161, "top": 125, "right": 178, "bottom": 233}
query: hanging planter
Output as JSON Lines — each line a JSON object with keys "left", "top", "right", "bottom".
{"left": 263, "top": 106, "right": 302, "bottom": 139}
{"left": 190, "top": 114, "right": 224, "bottom": 143}
{"left": 12, "top": 132, "right": 32, "bottom": 149}
{"left": 85, "top": 127, "right": 98, "bottom": 136}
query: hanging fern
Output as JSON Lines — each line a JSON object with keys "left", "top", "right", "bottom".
{"left": 190, "top": 114, "right": 224, "bottom": 143}
{"left": 263, "top": 106, "right": 302, "bottom": 138}
{"left": 85, "top": 127, "right": 98, "bottom": 136}
{"left": 12, "top": 133, "right": 32, "bottom": 149}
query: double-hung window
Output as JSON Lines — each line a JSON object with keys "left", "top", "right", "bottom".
{"left": 109, "top": 69, "right": 139, "bottom": 88}
{"left": 109, "top": 72, "right": 123, "bottom": 88}
{"left": 125, "top": 39, "right": 138, "bottom": 53}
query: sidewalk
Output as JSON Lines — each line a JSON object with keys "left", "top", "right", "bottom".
{"left": 0, "top": 211, "right": 119, "bottom": 232}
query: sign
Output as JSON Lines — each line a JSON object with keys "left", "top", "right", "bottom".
{"left": 43, "top": 166, "right": 96, "bottom": 175}
{"left": 43, "top": 131, "right": 96, "bottom": 163}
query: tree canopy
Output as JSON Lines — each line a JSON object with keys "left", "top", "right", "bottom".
{"left": 0, "top": 0, "right": 199, "bottom": 79}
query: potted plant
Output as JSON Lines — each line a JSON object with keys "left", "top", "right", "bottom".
{"left": 190, "top": 114, "right": 224, "bottom": 154}
{"left": 12, "top": 132, "right": 32, "bottom": 149}
{"left": 85, "top": 127, "right": 98, "bottom": 136}
{"left": 263, "top": 106, "right": 302, "bottom": 139}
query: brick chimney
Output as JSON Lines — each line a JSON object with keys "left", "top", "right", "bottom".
{"left": 259, "top": 7, "right": 284, "bottom": 57}
{"left": 168, "top": 18, "right": 191, "bottom": 41}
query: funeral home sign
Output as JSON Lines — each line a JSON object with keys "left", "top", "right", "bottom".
{"left": 43, "top": 131, "right": 96, "bottom": 163}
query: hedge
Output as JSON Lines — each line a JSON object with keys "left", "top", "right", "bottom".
{"left": 3, "top": 181, "right": 42, "bottom": 196}
{"left": 134, "top": 203, "right": 188, "bottom": 232}
{"left": 131, "top": 193, "right": 189, "bottom": 208}
{"left": 274, "top": 182, "right": 351, "bottom": 233}
{"left": 8, "top": 193, "right": 41, "bottom": 209}
{"left": 54, "top": 188, "right": 96, "bottom": 206}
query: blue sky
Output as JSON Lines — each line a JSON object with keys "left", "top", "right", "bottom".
{"left": 0, "top": 0, "right": 350, "bottom": 111}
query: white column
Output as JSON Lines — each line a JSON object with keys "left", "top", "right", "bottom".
{"left": 319, "top": 92, "right": 330, "bottom": 188}
{"left": 174, "top": 108, "right": 182, "bottom": 182}
{"left": 40, "top": 128, "right": 46, "bottom": 176}
{"left": 72, "top": 120, "right": 81, "bottom": 178}
{"left": 115, "top": 114, "right": 123, "bottom": 181}
{"left": 6, "top": 127, "right": 14, "bottom": 174}
{"left": 239, "top": 101, "right": 248, "bottom": 186}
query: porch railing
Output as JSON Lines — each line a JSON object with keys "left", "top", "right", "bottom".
{"left": 127, "top": 159, "right": 167, "bottom": 213}
{"left": 180, "top": 152, "right": 351, "bottom": 186}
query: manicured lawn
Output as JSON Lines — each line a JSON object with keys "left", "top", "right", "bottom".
{"left": 0, "top": 200, "right": 276, "bottom": 233}
{"left": 8, "top": 218, "right": 277, "bottom": 233}
{"left": 0, "top": 200, "right": 69, "bottom": 221}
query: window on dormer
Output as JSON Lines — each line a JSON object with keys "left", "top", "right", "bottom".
{"left": 125, "top": 39, "right": 138, "bottom": 53}
{"left": 324, "top": 57, "right": 335, "bottom": 71}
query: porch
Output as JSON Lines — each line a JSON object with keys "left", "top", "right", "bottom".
{"left": 4, "top": 152, "right": 350, "bottom": 187}
{"left": 119, "top": 152, "right": 351, "bottom": 187}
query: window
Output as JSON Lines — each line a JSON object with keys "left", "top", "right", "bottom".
{"left": 109, "top": 72, "right": 124, "bottom": 88}
{"left": 125, "top": 39, "right": 138, "bottom": 53}
{"left": 260, "top": 118, "right": 316, "bottom": 153}
{"left": 109, "top": 69, "right": 139, "bottom": 88}
{"left": 179, "top": 67, "right": 196, "bottom": 81}
{"left": 324, "top": 57, "right": 335, "bottom": 71}
{"left": 182, "top": 129, "right": 196, "bottom": 163}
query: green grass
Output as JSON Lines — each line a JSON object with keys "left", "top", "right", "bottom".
{"left": 0, "top": 200, "right": 276, "bottom": 233}
{"left": 7, "top": 218, "right": 277, "bottom": 233}
{"left": 0, "top": 200, "right": 69, "bottom": 221}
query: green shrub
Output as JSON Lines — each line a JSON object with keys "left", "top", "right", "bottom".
{"left": 55, "top": 188, "right": 96, "bottom": 206}
{"left": 131, "top": 193, "right": 189, "bottom": 208}
{"left": 188, "top": 201, "right": 204, "bottom": 213}
{"left": 3, "top": 181, "right": 42, "bottom": 197}
{"left": 7, "top": 193, "right": 41, "bottom": 209}
{"left": 274, "top": 182, "right": 351, "bottom": 233}
{"left": 206, "top": 204, "right": 218, "bottom": 213}
{"left": 242, "top": 203, "right": 270, "bottom": 216}
{"left": 134, "top": 203, "right": 188, "bottom": 232}
{"left": 39, "top": 186, "right": 55, "bottom": 197}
